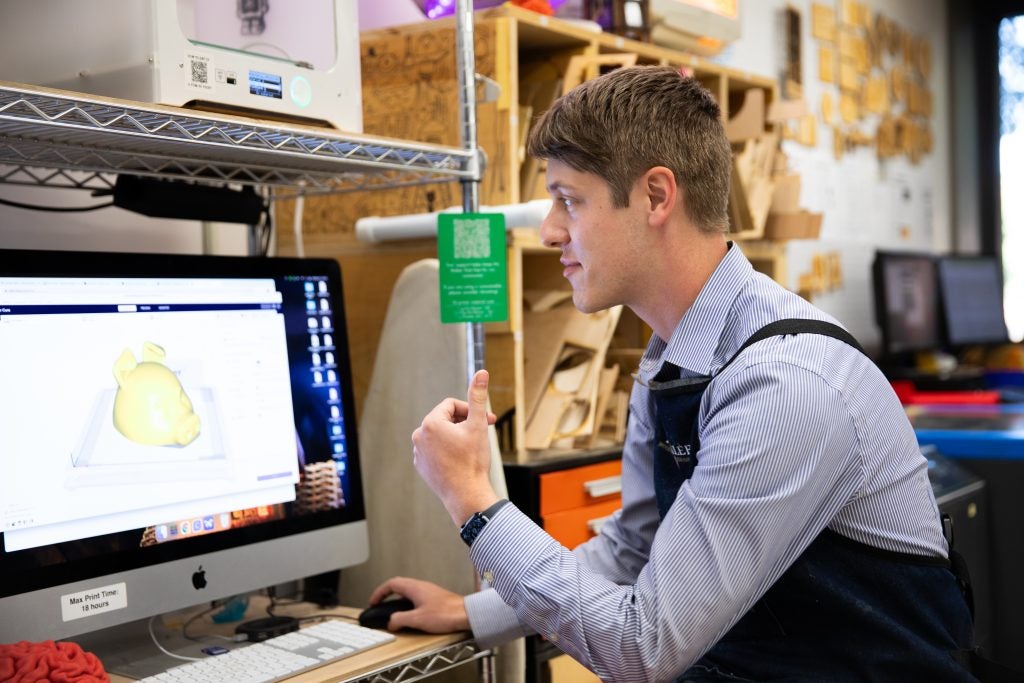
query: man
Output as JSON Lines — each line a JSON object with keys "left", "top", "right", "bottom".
{"left": 371, "top": 66, "right": 976, "bottom": 681}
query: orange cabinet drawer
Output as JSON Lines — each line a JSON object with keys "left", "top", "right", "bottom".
{"left": 539, "top": 460, "right": 622, "bottom": 516}
{"left": 543, "top": 498, "right": 622, "bottom": 549}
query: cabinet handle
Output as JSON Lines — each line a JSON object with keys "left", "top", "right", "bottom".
{"left": 587, "top": 515, "right": 613, "bottom": 535}
{"left": 584, "top": 475, "right": 622, "bottom": 499}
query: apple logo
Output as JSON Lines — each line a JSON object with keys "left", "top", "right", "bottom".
{"left": 191, "top": 565, "right": 207, "bottom": 590}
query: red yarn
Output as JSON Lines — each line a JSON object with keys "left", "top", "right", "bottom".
{"left": 0, "top": 640, "right": 109, "bottom": 683}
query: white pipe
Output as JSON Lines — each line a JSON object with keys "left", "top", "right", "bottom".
{"left": 355, "top": 199, "right": 553, "bottom": 243}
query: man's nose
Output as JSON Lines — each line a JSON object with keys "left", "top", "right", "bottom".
{"left": 539, "top": 207, "right": 565, "bottom": 249}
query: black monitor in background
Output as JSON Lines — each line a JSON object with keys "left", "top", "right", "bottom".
{"left": 871, "top": 250, "right": 943, "bottom": 361}
{"left": 936, "top": 254, "right": 1010, "bottom": 348}
{"left": 0, "top": 249, "right": 368, "bottom": 651}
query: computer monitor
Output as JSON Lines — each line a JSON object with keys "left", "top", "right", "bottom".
{"left": 0, "top": 249, "right": 367, "bottom": 644}
{"left": 871, "top": 250, "right": 943, "bottom": 358}
{"left": 936, "top": 254, "right": 1010, "bottom": 347}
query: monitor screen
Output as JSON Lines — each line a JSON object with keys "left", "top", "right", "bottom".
{"left": 0, "top": 249, "right": 367, "bottom": 643}
{"left": 937, "top": 255, "right": 1010, "bottom": 347}
{"left": 872, "top": 250, "right": 943, "bottom": 357}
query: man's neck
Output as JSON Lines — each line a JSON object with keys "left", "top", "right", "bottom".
{"left": 634, "top": 236, "right": 729, "bottom": 342}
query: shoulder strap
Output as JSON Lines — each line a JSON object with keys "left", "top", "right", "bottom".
{"left": 716, "top": 318, "right": 867, "bottom": 378}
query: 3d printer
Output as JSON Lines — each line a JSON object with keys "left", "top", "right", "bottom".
{"left": 2, "top": 0, "right": 362, "bottom": 131}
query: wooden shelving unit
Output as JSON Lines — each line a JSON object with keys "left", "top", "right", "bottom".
{"left": 274, "top": 6, "right": 784, "bottom": 456}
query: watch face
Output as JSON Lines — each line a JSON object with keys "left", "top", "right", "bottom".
{"left": 460, "top": 513, "right": 487, "bottom": 546}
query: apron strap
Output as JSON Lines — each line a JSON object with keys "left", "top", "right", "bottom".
{"left": 716, "top": 318, "right": 867, "bottom": 378}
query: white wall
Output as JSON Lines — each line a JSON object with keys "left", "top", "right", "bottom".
{"left": 709, "top": 0, "right": 950, "bottom": 351}
{"left": 0, "top": 186, "right": 208, "bottom": 254}
{"left": 0, "top": 186, "right": 252, "bottom": 255}
{"left": 357, "top": 0, "right": 425, "bottom": 30}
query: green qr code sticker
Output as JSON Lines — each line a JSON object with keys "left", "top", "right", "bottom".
{"left": 453, "top": 218, "right": 492, "bottom": 259}
{"left": 438, "top": 213, "right": 507, "bottom": 324}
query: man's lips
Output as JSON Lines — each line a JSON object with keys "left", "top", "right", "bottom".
{"left": 560, "top": 257, "right": 580, "bottom": 277}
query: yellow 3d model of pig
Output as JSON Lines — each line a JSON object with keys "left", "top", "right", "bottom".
{"left": 112, "top": 342, "right": 200, "bottom": 447}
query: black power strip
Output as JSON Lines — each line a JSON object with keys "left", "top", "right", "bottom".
{"left": 113, "top": 175, "right": 264, "bottom": 224}
{"left": 234, "top": 615, "right": 300, "bottom": 642}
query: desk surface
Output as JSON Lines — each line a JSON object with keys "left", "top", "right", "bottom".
{"left": 105, "top": 600, "right": 487, "bottom": 683}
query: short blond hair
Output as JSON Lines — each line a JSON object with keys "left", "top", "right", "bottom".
{"left": 527, "top": 65, "right": 731, "bottom": 233}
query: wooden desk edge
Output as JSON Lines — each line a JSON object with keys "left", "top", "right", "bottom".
{"left": 107, "top": 604, "right": 484, "bottom": 683}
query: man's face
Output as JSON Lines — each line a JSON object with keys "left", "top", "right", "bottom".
{"left": 539, "top": 160, "right": 648, "bottom": 313}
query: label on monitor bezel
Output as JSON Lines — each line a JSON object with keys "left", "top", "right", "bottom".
{"left": 60, "top": 582, "right": 128, "bottom": 622}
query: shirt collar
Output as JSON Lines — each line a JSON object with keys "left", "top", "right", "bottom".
{"left": 638, "top": 242, "right": 754, "bottom": 381}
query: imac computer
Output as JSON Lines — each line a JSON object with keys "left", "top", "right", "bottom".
{"left": 871, "top": 250, "right": 943, "bottom": 360}
{"left": 936, "top": 255, "right": 1010, "bottom": 348}
{"left": 0, "top": 249, "right": 368, "bottom": 648}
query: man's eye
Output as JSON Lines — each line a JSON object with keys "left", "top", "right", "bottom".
{"left": 561, "top": 197, "right": 575, "bottom": 210}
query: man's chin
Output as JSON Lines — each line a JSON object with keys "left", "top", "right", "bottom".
{"left": 571, "top": 291, "right": 608, "bottom": 315}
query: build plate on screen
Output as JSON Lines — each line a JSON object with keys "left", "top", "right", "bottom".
{"left": 0, "top": 249, "right": 368, "bottom": 644}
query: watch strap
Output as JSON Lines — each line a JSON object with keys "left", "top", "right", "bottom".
{"left": 459, "top": 499, "right": 510, "bottom": 547}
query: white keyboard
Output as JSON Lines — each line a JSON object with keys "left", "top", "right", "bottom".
{"left": 138, "top": 619, "right": 396, "bottom": 683}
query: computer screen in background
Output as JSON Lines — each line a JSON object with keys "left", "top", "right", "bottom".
{"left": 937, "top": 255, "right": 1010, "bottom": 348}
{"left": 872, "top": 250, "right": 943, "bottom": 359}
{"left": 0, "top": 249, "right": 367, "bottom": 648}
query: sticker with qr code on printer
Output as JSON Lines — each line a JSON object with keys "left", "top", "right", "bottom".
{"left": 186, "top": 53, "right": 213, "bottom": 90}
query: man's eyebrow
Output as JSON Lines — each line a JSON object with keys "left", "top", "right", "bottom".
{"left": 546, "top": 181, "right": 571, "bottom": 194}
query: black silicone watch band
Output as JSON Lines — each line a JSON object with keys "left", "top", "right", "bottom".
{"left": 459, "top": 498, "right": 510, "bottom": 547}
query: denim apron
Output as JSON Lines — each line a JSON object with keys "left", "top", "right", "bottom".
{"left": 649, "top": 320, "right": 976, "bottom": 682}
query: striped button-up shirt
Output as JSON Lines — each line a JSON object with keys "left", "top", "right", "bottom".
{"left": 464, "top": 243, "right": 946, "bottom": 682}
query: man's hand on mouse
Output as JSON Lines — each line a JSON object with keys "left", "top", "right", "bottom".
{"left": 368, "top": 577, "right": 470, "bottom": 633}
{"left": 412, "top": 369, "right": 500, "bottom": 527}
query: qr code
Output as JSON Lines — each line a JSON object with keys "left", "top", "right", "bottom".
{"left": 190, "top": 59, "right": 209, "bottom": 84}
{"left": 453, "top": 218, "right": 491, "bottom": 259}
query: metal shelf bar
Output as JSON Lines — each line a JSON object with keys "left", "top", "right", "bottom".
{"left": 352, "top": 642, "right": 492, "bottom": 683}
{"left": 0, "top": 82, "right": 478, "bottom": 194}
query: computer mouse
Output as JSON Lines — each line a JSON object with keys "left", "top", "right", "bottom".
{"left": 358, "top": 597, "right": 416, "bottom": 630}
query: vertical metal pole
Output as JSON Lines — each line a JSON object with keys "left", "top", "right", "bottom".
{"left": 456, "top": 15, "right": 502, "bottom": 682}
{"left": 456, "top": 0, "right": 485, "bottom": 380}
{"left": 480, "top": 649, "right": 497, "bottom": 683}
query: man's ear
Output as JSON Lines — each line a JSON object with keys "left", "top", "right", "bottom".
{"left": 644, "top": 167, "right": 677, "bottom": 226}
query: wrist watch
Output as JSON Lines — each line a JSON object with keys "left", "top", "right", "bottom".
{"left": 459, "top": 499, "right": 510, "bottom": 547}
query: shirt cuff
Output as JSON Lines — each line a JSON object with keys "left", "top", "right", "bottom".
{"left": 464, "top": 587, "right": 532, "bottom": 649}
{"left": 468, "top": 504, "right": 563, "bottom": 607}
